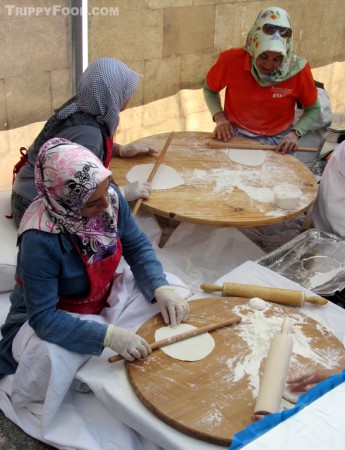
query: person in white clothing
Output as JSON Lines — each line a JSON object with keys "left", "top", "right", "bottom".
{"left": 312, "top": 140, "right": 345, "bottom": 237}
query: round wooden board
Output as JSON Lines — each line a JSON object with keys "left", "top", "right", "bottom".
{"left": 126, "top": 297, "right": 345, "bottom": 446}
{"left": 110, "top": 132, "right": 318, "bottom": 227}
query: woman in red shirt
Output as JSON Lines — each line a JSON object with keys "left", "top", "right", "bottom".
{"left": 204, "top": 6, "right": 320, "bottom": 154}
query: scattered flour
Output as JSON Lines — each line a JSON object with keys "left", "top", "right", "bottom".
{"left": 226, "top": 304, "right": 343, "bottom": 399}
{"left": 239, "top": 186, "right": 274, "bottom": 203}
{"left": 180, "top": 151, "right": 309, "bottom": 215}
{"left": 182, "top": 167, "right": 268, "bottom": 198}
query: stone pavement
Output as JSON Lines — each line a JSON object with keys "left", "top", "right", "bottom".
{"left": 0, "top": 411, "right": 56, "bottom": 449}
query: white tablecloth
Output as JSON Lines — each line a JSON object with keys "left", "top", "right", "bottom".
{"left": 76, "top": 260, "right": 345, "bottom": 450}
{"left": 240, "top": 380, "right": 345, "bottom": 450}
{"left": 1, "top": 205, "right": 345, "bottom": 450}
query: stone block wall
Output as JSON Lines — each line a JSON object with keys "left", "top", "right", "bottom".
{"left": 89, "top": 0, "right": 345, "bottom": 107}
{"left": 1, "top": 0, "right": 345, "bottom": 191}
{"left": 1, "top": 0, "right": 345, "bottom": 132}
{"left": 0, "top": 0, "right": 72, "bottom": 131}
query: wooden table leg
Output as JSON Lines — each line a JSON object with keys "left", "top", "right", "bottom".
{"left": 301, "top": 206, "right": 313, "bottom": 230}
{"left": 154, "top": 215, "right": 180, "bottom": 248}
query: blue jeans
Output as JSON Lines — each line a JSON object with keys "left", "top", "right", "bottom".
{"left": 233, "top": 126, "right": 293, "bottom": 146}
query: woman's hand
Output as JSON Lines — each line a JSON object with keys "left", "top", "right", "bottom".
{"left": 212, "top": 112, "right": 234, "bottom": 142}
{"left": 275, "top": 131, "right": 299, "bottom": 154}
{"left": 155, "top": 286, "right": 190, "bottom": 327}
{"left": 120, "top": 181, "right": 152, "bottom": 201}
{"left": 119, "top": 144, "right": 158, "bottom": 158}
{"left": 287, "top": 368, "right": 342, "bottom": 392}
{"left": 104, "top": 325, "right": 151, "bottom": 361}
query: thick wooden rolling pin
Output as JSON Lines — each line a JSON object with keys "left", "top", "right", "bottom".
{"left": 200, "top": 282, "right": 327, "bottom": 307}
{"left": 108, "top": 314, "right": 241, "bottom": 363}
{"left": 205, "top": 139, "right": 317, "bottom": 153}
{"left": 253, "top": 317, "right": 293, "bottom": 417}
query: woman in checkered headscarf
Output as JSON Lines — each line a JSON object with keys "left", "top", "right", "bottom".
{"left": 11, "top": 58, "right": 156, "bottom": 227}
{"left": 57, "top": 58, "right": 138, "bottom": 142}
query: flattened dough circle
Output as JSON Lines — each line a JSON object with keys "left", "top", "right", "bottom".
{"left": 228, "top": 149, "right": 266, "bottom": 167}
{"left": 282, "top": 386, "right": 303, "bottom": 404}
{"left": 126, "top": 163, "right": 184, "bottom": 190}
{"left": 154, "top": 324, "right": 215, "bottom": 361}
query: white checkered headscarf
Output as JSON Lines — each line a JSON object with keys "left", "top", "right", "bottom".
{"left": 57, "top": 58, "right": 139, "bottom": 135}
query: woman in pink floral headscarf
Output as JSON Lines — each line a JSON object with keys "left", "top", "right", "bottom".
{"left": 11, "top": 58, "right": 157, "bottom": 227}
{"left": 0, "top": 137, "right": 189, "bottom": 377}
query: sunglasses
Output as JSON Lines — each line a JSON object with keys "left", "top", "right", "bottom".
{"left": 262, "top": 24, "right": 292, "bottom": 38}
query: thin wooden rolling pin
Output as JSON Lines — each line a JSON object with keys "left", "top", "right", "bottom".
{"left": 131, "top": 131, "right": 175, "bottom": 216}
{"left": 253, "top": 317, "right": 293, "bottom": 417}
{"left": 205, "top": 139, "right": 317, "bottom": 153}
{"left": 200, "top": 282, "right": 328, "bottom": 307}
{"left": 108, "top": 314, "right": 241, "bottom": 363}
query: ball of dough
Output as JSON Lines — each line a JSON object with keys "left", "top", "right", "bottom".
{"left": 274, "top": 184, "right": 302, "bottom": 210}
{"left": 248, "top": 297, "right": 267, "bottom": 311}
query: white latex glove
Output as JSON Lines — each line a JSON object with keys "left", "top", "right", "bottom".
{"left": 104, "top": 325, "right": 151, "bottom": 362}
{"left": 154, "top": 286, "right": 190, "bottom": 327}
{"left": 119, "top": 144, "right": 158, "bottom": 158}
{"left": 120, "top": 181, "right": 152, "bottom": 201}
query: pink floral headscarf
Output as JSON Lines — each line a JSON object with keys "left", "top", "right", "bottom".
{"left": 18, "top": 138, "right": 119, "bottom": 264}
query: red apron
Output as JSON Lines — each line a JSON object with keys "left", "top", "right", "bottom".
{"left": 58, "top": 238, "right": 123, "bottom": 315}
{"left": 103, "top": 136, "right": 114, "bottom": 169}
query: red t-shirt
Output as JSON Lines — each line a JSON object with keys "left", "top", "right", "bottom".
{"left": 206, "top": 48, "right": 318, "bottom": 136}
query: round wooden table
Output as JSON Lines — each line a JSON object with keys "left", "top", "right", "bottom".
{"left": 126, "top": 297, "right": 345, "bottom": 446}
{"left": 110, "top": 132, "right": 318, "bottom": 245}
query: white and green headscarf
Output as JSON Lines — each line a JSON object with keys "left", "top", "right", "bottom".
{"left": 244, "top": 6, "right": 307, "bottom": 86}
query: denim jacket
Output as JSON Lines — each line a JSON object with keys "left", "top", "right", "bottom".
{"left": 0, "top": 187, "right": 167, "bottom": 375}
